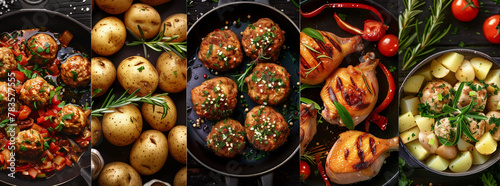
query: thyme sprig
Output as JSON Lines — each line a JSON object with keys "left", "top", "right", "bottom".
{"left": 127, "top": 24, "right": 187, "bottom": 59}
{"left": 231, "top": 44, "right": 271, "bottom": 92}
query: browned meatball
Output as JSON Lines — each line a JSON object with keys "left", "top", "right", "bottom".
{"left": 19, "top": 76, "right": 55, "bottom": 109}
{"left": 191, "top": 77, "right": 238, "bottom": 120}
{"left": 206, "top": 118, "right": 246, "bottom": 158}
{"left": 245, "top": 106, "right": 289, "bottom": 151}
{"left": 54, "top": 105, "right": 89, "bottom": 135}
{"left": 454, "top": 81, "right": 488, "bottom": 112}
{"left": 244, "top": 63, "right": 290, "bottom": 105}
{"left": 15, "top": 129, "right": 44, "bottom": 158}
{"left": 0, "top": 47, "right": 17, "bottom": 78}
{"left": 241, "top": 18, "right": 285, "bottom": 62}
{"left": 420, "top": 80, "right": 453, "bottom": 113}
{"left": 60, "top": 55, "right": 91, "bottom": 88}
{"left": 26, "top": 33, "right": 59, "bottom": 65}
{"left": 0, "top": 82, "right": 10, "bottom": 105}
{"left": 198, "top": 30, "right": 243, "bottom": 71}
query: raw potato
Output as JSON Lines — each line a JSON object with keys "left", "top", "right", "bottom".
{"left": 415, "top": 63, "right": 433, "bottom": 82}
{"left": 406, "top": 140, "right": 430, "bottom": 160}
{"left": 435, "top": 145, "right": 457, "bottom": 160}
{"left": 472, "top": 146, "right": 490, "bottom": 165}
{"left": 130, "top": 130, "right": 168, "bottom": 175}
{"left": 455, "top": 60, "right": 475, "bottom": 82}
{"left": 124, "top": 3, "right": 161, "bottom": 39}
{"left": 399, "top": 111, "right": 416, "bottom": 132}
{"left": 485, "top": 69, "right": 500, "bottom": 93}
{"left": 415, "top": 115, "right": 434, "bottom": 132}
{"left": 91, "top": 57, "right": 116, "bottom": 97}
{"left": 418, "top": 132, "right": 438, "bottom": 153}
{"left": 98, "top": 162, "right": 142, "bottom": 186}
{"left": 426, "top": 154, "right": 450, "bottom": 171}
{"left": 95, "top": 0, "right": 132, "bottom": 14}
{"left": 117, "top": 56, "right": 158, "bottom": 97}
{"left": 162, "top": 13, "right": 187, "bottom": 42}
{"left": 486, "top": 111, "right": 500, "bottom": 141}
{"left": 470, "top": 57, "right": 493, "bottom": 80}
{"left": 487, "top": 91, "right": 500, "bottom": 111}
{"left": 142, "top": 94, "right": 177, "bottom": 132}
{"left": 91, "top": 17, "right": 126, "bottom": 56}
{"left": 439, "top": 52, "right": 464, "bottom": 72}
{"left": 404, "top": 75, "right": 425, "bottom": 94}
{"left": 457, "top": 138, "right": 474, "bottom": 152}
{"left": 449, "top": 151, "right": 472, "bottom": 173}
{"left": 168, "top": 125, "right": 187, "bottom": 164}
{"left": 91, "top": 116, "right": 101, "bottom": 147}
{"left": 174, "top": 166, "right": 187, "bottom": 186}
{"left": 400, "top": 127, "right": 419, "bottom": 144}
{"left": 475, "top": 132, "right": 497, "bottom": 155}
{"left": 157, "top": 51, "right": 187, "bottom": 93}
{"left": 102, "top": 104, "right": 142, "bottom": 146}
{"left": 400, "top": 96, "right": 420, "bottom": 116}
{"left": 431, "top": 59, "right": 450, "bottom": 78}
{"left": 140, "top": 0, "right": 171, "bottom": 6}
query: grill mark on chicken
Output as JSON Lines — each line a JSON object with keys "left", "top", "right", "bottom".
{"left": 353, "top": 133, "right": 371, "bottom": 170}
{"left": 344, "top": 148, "right": 349, "bottom": 160}
{"left": 335, "top": 76, "right": 371, "bottom": 109}
{"left": 328, "top": 86, "right": 338, "bottom": 103}
{"left": 370, "top": 137, "right": 376, "bottom": 155}
{"left": 313, "top": 38, "right": 333, "bottom": 57}
{"left": 324, "top": 33, "right": 342, "bottom": 53}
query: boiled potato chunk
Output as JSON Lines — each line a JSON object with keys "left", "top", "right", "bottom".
{"left": 401, "top": 127, "right": 420, "bottom": 144}
{"left": 404, "top": 75, "right": 425, "bottom": 94}
{"left": 419, "top": 132, "right": 438, "bottom": 153}
{"left": 470, "top": 57, "right": 493, "bottom": 80}
{"left": 439, "top": 52, "right": 464, "bottom": 72}
{"left": 426, "top": 154, "right": 450, "bottom": 171}
{"left": 485, "top": 69, "right": 500, "bottom": 93}
{"left": 415, "top": 63, "right": 433, "bottom": 82}
{"left": 471, "top": 146, "right": 490, "bottom": 165}
{"left": 475, "top": 132, "right": 497, "bottom": 155}
{"left": 431, "top": 59, "right": 450, "bottom": 78}
{"left": 457, "top": 138, "right": 474, "bottom": 151}
{"left": 399, "top": 112, "right": 417, "bottom": 133}
{"left": 406, "top": 140, "right": 430, "bottom": 160}
{"left": 449, "top": 151, "right": 472, "bottom": 173}
{"left": 436, "top": 145, "right": 458, "bottom": 160}
{"left": 401, "top": 96, "right": 420, "bottom": 116}
{"left": 455, "top": 60, "right": 475, "bottom": 82}
{"left": 415, "top": 115, "right": 434, "bottom": 132}
{"left": 442, "top": 71, "right": 458, "bottom": 85}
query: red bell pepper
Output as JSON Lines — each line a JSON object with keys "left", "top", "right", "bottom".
{"left": 18, "top": 105, "right": 31, "bottom": 120}
{"left": 365, "top": 62, "right": 395, "bottom": 132}
{"left": 334, "top": 13, "right": 364, "bottom": 35}
{"left": 11, "top": 71, "right": 26, "bottom": 83}
{"left": 301, "top": 3, "right": 385, "bottom": 23}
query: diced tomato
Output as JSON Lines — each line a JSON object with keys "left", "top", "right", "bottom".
{"left": 37, "top": 117, "right": 46, "bottom": 124}
{"left": 49, "top": 143, "right": 59, "bottom": 154}
{"left": 56, "top": 164, "right": 65, "bottom": 171}
{"left": 18, "top": 105, "right": 31, "bottom": 120}
{"left": 65, "top": 158, "right": 72, "bottom": 167}
{"left": 0, "top": 154, "right": 4, "bottom": 164}
{"left": 11, "top": 71, "right": 26, "bottom": 83}
{"left": 31, "top": 124, "right": 43, "bottom": 132}
{"left": 45, "top": 109, "right": 56, "bottom": 117}
{"left": 28, "top": 168, "right": 38, "bottom": 179}
{"left": 40, "top": 129, "right": 49, "bottom": 137}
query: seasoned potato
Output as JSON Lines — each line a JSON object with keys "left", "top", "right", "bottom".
{"left": 91, "top": 116, "right": 101, "bottom": 147}
{"left": 475, "top": 132, "right": 497, "bottom": 155}
{"left": 124, "top": 3, "right": 161, "bottom": 39}
{"left": 95, "top": 0, "right": 132, "bottom": 14}
{"left": 486, "top": 111, "right": 500, "bottom": 141}
{"left": 140, "top": 0, "right": 171, "bottom": 6}
{"left": 471, "top": 146, "right": 490, "bottom": 165}
{"left": 487, "top": 91, "right": 500, "bottom": 111}
{"left": 399, "top": 111, "right": 416, "bottom": 132}
{"left": 470, "top": 57, "right": 493, "bottom": 80}
{"left": 130, "top": 130, "right": 168, "bottom": 175}
{"left": 157, "top": 51, "right": 187, "bottom": 93}
{"left": 117, "top": 56, "right": 158, "bottom": 97}
{"left": 102, "top": 104, "right": 142, "bottom": 146}
{"left": 426, "top": 155, "right": 450, "bottom": 171}
{"left": 406, "top": 140, "right": 430, "bottom": 160}
{"left": 485, "top": 69, "right": 500, "bottom": 93}
{"left": 415, "top": 115, "right": 434, "bottom": 132}
{"left": 449, "top": 151, "right": 472, "bottom": 173}
{"left": 414, "top": 63, "right": 433, "bottom": 82}
{"left": 404, "top": 75, "right": 425, "bottom": 94}
{"left": 400, "top": 127, "right": 419, "bottom": 144}
{"left": 400, "top": 96, "right": 420, "bottom": 116}
{"left": 91, "top": 17, "right": 126, "bottom": 56}
{"left": 457, "top": 138, "right": 474, "bottom": 151}
{"left": 98, "top": 162, "right": 142, "bottom": 186}
{"left": 439, "top": 52, "right": 463, "bottom": 72}
{"left": 162, "top": 13, "right": 187, "bottom": 42}
{"left": 431, "top": 59, "right": 450, "bottom": 78}
{"left": 142, "top": 94, "right": 177, "bottom": 132}
{"left": 168, "top": 125, "right": 187, "bottom": 164}
{"left": 174, "top": 167, "right": 187, "bottom": 186}
{"left": 455, "top": 60, "right": 475, "bottom": 82}
{"left": 435, "top": 145, "right": 457, "bottom": 160}
{"left": 91, "top": 57, "right": 116, "bottom": 97}
{"left": 442, "top": 71, "right": 458, "bottom": 85}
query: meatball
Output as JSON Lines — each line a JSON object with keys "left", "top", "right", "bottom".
{"left": 0, "top": 47, "right": 17, "bottom": 78}
{"left": 26, "top": 33, "right": 59, "bottom": 65}
{"left": 244, "top": 63, "right": 290, "bottom": 105}
{"left": 54, "top": 105, "right": 89, "bottom": 135}
{"left": 485, "top": 111, "right": 500, "bottom": 141}
{"left": 241, "top": 18, "right": 285, "bottom": 62}
{"left": 206, "top": 118, "right": 246, "bottom": 158}
{"left": 454, "top": 81, "right": 488, "bottom": 112}
{"left": 434, "top": 117, "right": 457, "bottom": 141}
{"left": 60, "top": 55, "right": 91, "bottom": 88}
{"left": 191, "top": 77, "right": 238, "bottom": 120}
{"left": 420, "top": 80, "right": 453, "bottom": 113}
{"left": 15, "top": 129, "right": 44, "bottom": 158}
{"left": 0, "top": 82, "right": 10, "bottom": 105}
{"left": 245, "top": 106, "right": 289, "bottom": 151}
{"left": 19, "top": 76, "right": 55, "bottom": 109}
{"left": 198, "top": 30, "right": 243, "bottom": 71}
{"left": 461, "top": 113, "right": 486, "bottom": 142}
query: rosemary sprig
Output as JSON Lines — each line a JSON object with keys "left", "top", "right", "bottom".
{"left": 401, "top": 0, "right": 452, "bottom": 70}
{"left": 300, "top": 83, "right": 324, "bottom": 91}
{"left": 126, "top": 24, "right": 187, "bottom": 59}
{"left": 301, "top": 145, "right": 327, "bottom": 165}
{"left": 231, "top": 44, "right": 271, "bottom": 92}
{"left": 92, "top": 89, "right": 170, "bottom": 119}
{"left": 398, "top": 0, "right": 424, "bottom": 54}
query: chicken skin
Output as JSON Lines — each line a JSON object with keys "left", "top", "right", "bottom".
{"left": 300, "top": 103, "right": 317, "bottom": 155}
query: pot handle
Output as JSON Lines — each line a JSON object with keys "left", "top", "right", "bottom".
{"left": 218, "top": 0, "right": 270, "bottom": 6}
{"left": 259, "top": 172, "right": 273, "bottom": 186}
{"left": 399, "top": 143, "right": 422, "bottom": 169}
{"left": 19, "top": 0, "right": 49, "bottom": 9}
{"left": 225, "top": 176, "right": 239, "bottom": 186}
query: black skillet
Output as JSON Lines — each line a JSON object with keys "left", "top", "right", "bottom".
{"left": 300, "top": 0, "right": 399, "bottom": 185}
{"left": 186, "top": 1, "right": 300, "bottom": 185}
{"left": 0, "top": 9, "right": 91, "bottom": 186}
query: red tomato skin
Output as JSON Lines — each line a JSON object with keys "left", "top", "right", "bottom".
{"left": 362, "top": 20, "right": 388, "bottom": 41}
{"left": 378, "top": 34, "right": 399, "bottom": 57}
{"left": 300, "top": 160, "right": 311, "bottom": 181}
{"left": 483, "top": 15, "right": 500, "bottom": 44}
{"left": 451, "top": 0, "right": 479, "bottom": 22}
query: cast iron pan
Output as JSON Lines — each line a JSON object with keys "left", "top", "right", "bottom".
{"left": 0, "top": 9, "right": 91, "bottom": 186}
{"left": 90, "top": 0, "right": 186, "bottom": 185}
{"left": 186, "top": 1, "right": 300, "bottom": 185}
{"left": 399, "top": 49, "right": 500, "bottom": 177}
{"left": 300, "top": 0, "right": 399, "bottom": 185}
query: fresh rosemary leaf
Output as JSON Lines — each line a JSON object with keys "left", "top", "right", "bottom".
{"left": 316, "top": 55, "right": 333, "bottom": 60}
{"left": 461, "top": 120, "right": 478, "bottom": 142}
{"left": 333, "top": 101, "right": 354, "bottom": 130}
{"left": 302, "top": 28, "right": 324, "bottom": 43}
{"left": 453, "top": 82, "right": 465, "bottom": 107}
{"left": 302, "top": 43, "right": 321, "bottom": 54}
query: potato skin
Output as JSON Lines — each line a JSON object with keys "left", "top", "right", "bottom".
{"left": 124, "top": 3, "right": 161, "bottom": 39}
{"left": 98, "top": 162, "right": 142, "bottom": 186}
{"left": 95, "top": 0, "right": 132, "bottom": 14}
{"left": 91, "top": 57, "right": 116, "bottom": 97}
{"left": 117, "top": 56, "right": 158, "bottom": 97}
{"left": 168, "top": 125, "right": 187, "bottom": 163}
{"left": 102, "top": 104, "right": 142, "bottom": 146}
{"left": 130, "top": 130, "right": 168, "bottom": 175}
{"left": 162, "top": 13, "right": 187, "bottom": 42}
{"left": 142, "top": 94, "right": 177, "bottom": 132}
{"left": 174, "top": 167, "right": 187, "bottom": 186}
{"left": 157, "top": 51, "right": 187, "bottom": 93}
{"left": 139, "top": 0, "right": 170, "bottom": 6}
{"left": 91, "top": 17, "right": 126, "bottom": 56}
{"left": 91, "top": 116, "right": 101, "bottom": 147}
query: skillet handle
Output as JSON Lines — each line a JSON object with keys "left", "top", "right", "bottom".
{"left": 218, "top": 0, "right": 270, "bottom": 6}
{"left": 224, "top": 176, "right": 239, "bottom": 186}
{"left": 259, "top": 172, "right": 273, "bottom": 186}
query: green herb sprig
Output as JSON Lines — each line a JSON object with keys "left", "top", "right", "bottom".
{"left": 231, "top": 44, "right": 271, "bottom": 92}
{"left": 398, "top": 0, "right": 424, "bottom": 54}
{"left": 127, "top": 24, "right": 186, "bottom": 59}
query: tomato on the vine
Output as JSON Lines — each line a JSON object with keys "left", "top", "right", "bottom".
{"left": 451, "top": 0, "right": 479, "bottom": 22}
{"left": 378, "top": 34, "right": 399, "bottom": 57}
{"left": 483, "top": 15, "right": 500, "bottom": 44}
{"left": 300, "top": 160, "right": 311, "bottom": 181}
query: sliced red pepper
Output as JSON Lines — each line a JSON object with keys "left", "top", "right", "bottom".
{"left": 301, "top": 3, "right": 384, "bottom": 23}
{"left": 362, "top": 20, "right": 389, "bottom": 41}
{"left": 334, "top": 13, "right": 364, "bottom": 35}
{"left": 0, "top": 154, "right": 4, "bottom": 164}
{"left": 18, "top": 105, "right": 31, "bottom": 120}
{"left": 315, "top": 154, "right": 331, "bottom": 186}
{"left": 11, "top": 71, "right": 26, "bottom": 83}
{"left": 365, "top": 62, "right": 395, "bottom": 132}
{"left": 15, "top": 164, "right": 30, "bottom": 171}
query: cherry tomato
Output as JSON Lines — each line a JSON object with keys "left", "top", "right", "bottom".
{"left": 378, "top": 34, "right": 399, "bottom": 57}
{"left": 483, "top": 15, "right": 500, "bottom": 44}
{"left": 362, "top": 20, "right": 388, "bottom": 41}
{"left": 300, "top": 160, "right": 311, "bottom": 181}
{"left": 451, "top": 0, "right": 479, "bottom": 22}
